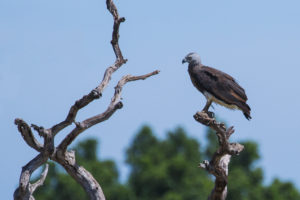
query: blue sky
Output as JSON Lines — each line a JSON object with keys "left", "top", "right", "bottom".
{"left": 1, "top": 0, "right": 300, "bottom": 198}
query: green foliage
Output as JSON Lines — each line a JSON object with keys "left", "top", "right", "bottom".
{"left": 126, "top": 126, "right": 213, "bottom": 200}
{"left": 264, "top": 178, "right": 300, "bottom": 200}
{"left": 204, "top": 127, "right": 218, "bottom": 159}
{"left": 227, "top": 141, "right": 300, "bottom": 200}
{"left": 33, "top": 126, "right": 300, "bottom": 200}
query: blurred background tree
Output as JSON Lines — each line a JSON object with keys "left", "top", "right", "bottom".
{"left": 33, "top": 125, "right": 300, "bottom": 200}
{"left": 126, "top": 126, "right": 213, "bottom": 200}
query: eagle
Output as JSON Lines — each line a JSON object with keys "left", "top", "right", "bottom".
{"left": 182, "top": 52, "right": 251, "bottom": 120}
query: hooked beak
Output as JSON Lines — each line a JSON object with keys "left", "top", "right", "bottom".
{"left": 182, "top": 58, "right": 187, "bottom": 64}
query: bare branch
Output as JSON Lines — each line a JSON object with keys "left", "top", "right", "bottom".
{"left": 194, "top": 111, "right": 244, "bottom": 200}
{"left": 49, "top": 89, "right": 102, "bottom": 136}
{"left": 111, "top": 70, "right": 160, "bottom": 103}
{"left": 30, "top": 164, "right": 49, "bottom": 193}
{"left": 15, "top": 119, "right": 43, "bottom": 152}
{"left": 14, "top": 154, "right": 48, "bottom": 200}
{"left": 31, "top": 124, "right": 47, "bottom": 137}
{"left": 53, "top": 151, "right": 106, "bottom": 200}
{"left": 15, "top": 0, "right": 159, "bottom": 199}
{"left": 106, "top": 0, "right": 126, "bottom": 62}
{"left": 57, "top": 70, "right": 159, "bottom": 152}
{"left": 49, "top": 0, "right": 127, "bottom": 137}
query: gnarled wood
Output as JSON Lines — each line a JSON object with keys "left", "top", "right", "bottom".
{"left": 52, "top": 151, "right": 106, "bottom": 200}
{"left": 14, "top": 1, "right": 159, "bottom": 199}
{"left": 194, "top": 111, "right": 244, "bottom": 200}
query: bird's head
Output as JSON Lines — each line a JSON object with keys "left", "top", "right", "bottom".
{"left": 182, "top": 52, "right": 202, "bottom": 65}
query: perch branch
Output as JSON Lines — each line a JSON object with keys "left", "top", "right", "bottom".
{"left": 194, "top": 111, "right": 244, "bottom": 200}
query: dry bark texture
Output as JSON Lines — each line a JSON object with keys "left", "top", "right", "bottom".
{"left": 14, "top": 1, "right": 159, "bottom": 199}
{"left": 194, "top": 111, "right": 244, "bottom": 200}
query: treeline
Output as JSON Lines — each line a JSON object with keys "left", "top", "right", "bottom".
{"left": 34, "top": 126, "right": 300, "bottom": 200}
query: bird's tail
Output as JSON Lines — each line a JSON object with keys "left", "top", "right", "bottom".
{"left": 239, "top": 103, "right": 252, "bottom": 120}
{"left": 243, "top": 111, "right": 252, "bottom": 120}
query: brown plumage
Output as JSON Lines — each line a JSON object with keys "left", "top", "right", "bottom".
{"left": 182, "top": 52, "right": 251, "bottom": 120}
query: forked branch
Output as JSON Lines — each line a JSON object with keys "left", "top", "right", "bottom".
{"left": 14, "top": 0, "right": 159, "bottom": 199}
{"left": 13, "top": 154, "right": 49, "bottom": 200}
{"left": 50, "top": 0, "right": 127, "bottom": 136}
{"left": 194, "top": 111, "right": 244, "bottom": 200}
{"left": 57, "top": 70, "right": 160, "bottom": 153}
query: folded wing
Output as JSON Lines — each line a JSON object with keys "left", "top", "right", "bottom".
{"left": 192, "top": 66, "right": 251, "bottom": 119}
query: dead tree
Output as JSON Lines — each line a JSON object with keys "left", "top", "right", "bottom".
{"left": 194, "top": 111, "right": 244, "bottom": 200}
{"left": 13, "top": 1, "right": 159, "bottom": 199}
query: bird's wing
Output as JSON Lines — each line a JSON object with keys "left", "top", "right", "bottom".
{"left": 195, "top": 66, "right": 248, "bottom": 105}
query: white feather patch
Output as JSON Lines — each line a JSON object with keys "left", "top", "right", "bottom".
{"left": 203, "top": 91, "right": 240, "bottom": 110}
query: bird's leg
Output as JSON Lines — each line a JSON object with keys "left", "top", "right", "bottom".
{"left": 202, "top": 100, "right": 212, "bottom": 112}
{"left": 202, "top": 100, "right": 214, "bottom": 118}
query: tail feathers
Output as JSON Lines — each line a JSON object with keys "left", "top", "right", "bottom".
{"left": 239, "top": 103, "right": 252, "bottom": 120}
{"left": 243, "top": 112, "right": 252, "bottom": 120}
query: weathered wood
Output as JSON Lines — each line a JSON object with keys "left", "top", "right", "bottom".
{"left": 14, "top": 155, "right": 48, "bottom": 200}
{"left": 15, "top": 119, "right": 43, "bottom": 152}
{"left": 14, "top": 0, "right": 159, "bottom": 199}
{"left": 194, "top": 111, "right": 244, "bottom": 200}
{"left": 53, "top": 150, "right": 106, "bottom": 200}
{"left": 57, "top": 70, "right": 159, "bottom": 153}
{"left": 50, "top": 0, "right": 127, "bottom": 137}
